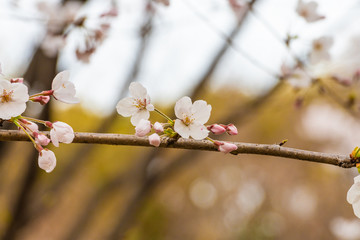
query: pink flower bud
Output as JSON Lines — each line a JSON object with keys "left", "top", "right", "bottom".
{"left": 10, "top": 78, "right": 24, "bottom": 83}
{"left": 50, "top": 121, "right": 75, "bottom": 147}
{"left": 153, "top": 122, "right": 164, "bottom": 133}
{"left": 149, "top": 133, "right": 161, "bottom": 147}
{"left": 208, "top": 124, "right": 226, "bottom": 135}
{"left": 32, "top": 96, "right": 50, "bottom": 105}
{"left": 34, "top": 133, "right": 50, "bottom": 146}
{"left": 135, "top": 119, "right": 152, "bottom": 137}
{"left": 218, "top": 142, "right": 238, "bottom": 154}
{"left": 226, "top": 124, "right": 238, "bottom": 135}
{"left": 38, "top": 149, "right": 56, "bottom": 173}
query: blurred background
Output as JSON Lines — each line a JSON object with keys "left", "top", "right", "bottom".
{"left": 1, "top": 0, "right": 360, "bottom": 239}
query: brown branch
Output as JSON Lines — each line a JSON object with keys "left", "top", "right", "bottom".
{"left": 0, "top": 130, "right": 354, "bottom": 168}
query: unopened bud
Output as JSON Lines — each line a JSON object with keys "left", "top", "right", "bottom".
{"left": 31, "top": 96, "right": 50, "bottom": 105}
{"left": 149, "top": 133, "right": 161, "bottom": 147}
{"left": 218, "top": 142, "right": 238, "bottom": 154}
{"left": 153, "top": 122, "right": 164, "bottom": 133}
{"left": 208, "top": 124, "right": 226, "bottom": 135}
{"left": 10, "top": 78, "right": 24, "bottom": 83}
{"left": 226, "top": 124, "right": 238, "bottom": 135}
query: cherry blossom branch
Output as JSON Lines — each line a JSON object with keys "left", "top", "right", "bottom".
{"left": 0, "top": 129, "right": 354, "bottom": 168}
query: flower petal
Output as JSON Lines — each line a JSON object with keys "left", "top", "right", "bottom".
{"left": 189, "top": 123, "right": 209, "bottom": 140}
{"left": 52, "top": 70, "right": 70, "bottom": 90}
{"left": 352, "top": 201, "right": 360, "bottom": 219}
{"left": 174, "top": 96, "right": 192, "bottom": 120}
{"left": 131, "top": 109, "right": 150, "bottom": 126}
{"left": 347, "top": 182, "right": 360, "bottom": 204}
{"left": 50, "top": 129, "right": 59, "bottom": 147}
{"left": 191, "top": 100, "right": 211, "bottom": 124}
{"left": 116, "top": 97, "right": 138, "bottom": 117}
{"left": 129, "top": 82, "right": 147, "bottom": 99}
{"left": 174, "top": 119, "right": 191, "bottom": 138}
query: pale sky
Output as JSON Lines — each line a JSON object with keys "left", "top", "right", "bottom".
{"left": 0, "top": 0, "right": 359, "bottom": 114}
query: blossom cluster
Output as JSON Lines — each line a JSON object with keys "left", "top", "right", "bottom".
{"left": 0, "top": 67, "right": 78, "bottom": 173}
{"left": 37, "top": 1, "right": 118, "bottom": 62}
{"left": 116, "top": 82, "right": 238, "bottom": 153}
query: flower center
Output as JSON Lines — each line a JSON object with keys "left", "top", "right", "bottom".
{"left": 0, "top": 89, "right": 14, "bottom": 103}
{"left": 135, "top": 98, "right": 147, "bottom": 109}
{"left": 182, "top": 114, "right": 194, "bottom": 126}
{"left": 300, "top": 9, "right": 308, "bottom": 18}
{"left": 313, "top": 42, "right": 323, "bottom": 51}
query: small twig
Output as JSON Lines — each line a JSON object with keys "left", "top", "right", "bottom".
{"left": 0, "top": 130, "right": 354, "bottom": 168}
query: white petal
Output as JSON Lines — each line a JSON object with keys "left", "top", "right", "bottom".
{"left": 53, "top": 81, "right": 79, "bottom": 104}
{"left": 347, "top": 183, "right": 360, "bottom": 204}
{"left": 52, "top": 70, "right": 70, "bottom": 90}
{"left": 50, "top": 129, "right": 59, "bottom": 147}
{"left": 9, "top": 83, "right": 29, "bottom": 102}
{"left": 0, "top": 102, "right": 27, "bottom": 119}
{"left": 130, "top": 109, "right": 150, "bottom": 126}
{"left": 352, "top": 201, "right": 360, "bottom": 219}
{"left": 189, "top": 123, "right": 209, "bottom": 140}
{"left": 174, "top": 119, "right": 191, "bottom": 138}
{"left": 116, "top": 97, "right": 138, "bottom": 117}
{"left": 129, "top": 82, "right": 147, "bottom": 99}
{"left": 174, "top": 96, "right": 192, "bottom": 120}
{"left": 191, "top": 100, "right": 211, "bottom": 124}
{"left": 38, "top": 149, "right": 57, "bottom": 173}
{"left": 354, "top": 176, "right": 360, "bottom": 184}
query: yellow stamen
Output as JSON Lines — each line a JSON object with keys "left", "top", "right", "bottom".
{"left": 1, "top": 89, "right": 14, "bottom": 103}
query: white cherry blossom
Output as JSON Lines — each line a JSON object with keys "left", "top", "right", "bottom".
{"left": 116, "top": 82, "right": 154, "bottom": 126}
{"left": 174, "top": 96, "right": 211, "bottom": 140}
{"left": 0, "top": 79, "right": 29, "bottom": 120}
{"left": 347, "top": 176, "right": 360, "bottom": 218}
{"left": 38, "top": 149, "right": 57, "bottom": 173}
{"left": 52, "top": 71, "right": 79, "bottom": 104}
{"left": 296, "top": 0, "right": 324, "bottom": 23}
{"left": 50, "top": 121, "right": 75, "bottom": 147}
{"left": 310, "top": 36, "right": 333, "bottom": 64}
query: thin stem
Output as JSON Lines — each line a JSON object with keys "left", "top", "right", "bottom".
{"left": 12, "top": 120, "right": 37, "bottom": 147}
{"left": 21, "top": 116, "right": 48, "bottom": 126}
{"left": 154, "top": 108, "right": 174, "bottom": 124}
{"left": 206, "top": 137, "right": 215, "bottom": 143}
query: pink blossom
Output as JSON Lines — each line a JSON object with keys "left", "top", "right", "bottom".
{"left": 310, "top": 36, "right": 333, "bottom": 64}
{"left": 153, "top": 122, "right": 164, "bottom": 133}
{"left": 296, "top": 0, "right": 325, "bottom": 23}
{"left": 116, "top": 82, "right": 154, "bottom": 126}
{"left": 135, "top": 119, "right": 152, "bottom": 137}
{"left": 38, "top": 149, "right": 56, "bottom": 173}
{"left": 149, "top": 133, "right": 161, "bottom": 147}
{"left": 208, "top": 124, "right": 226, "bottom": 135}
{"left": 226, "top": 124, "right": 238, "bottom": 135}
{"left": 218, "top": 142, "right": 238, "bottom": 154}
{"left": 0, "top": 80, "right": 29, "bottom": 120}
{"left": 52, "top": 71, "right": 79, "bottom": 104}
{"left": 50, "top": 121, "right": 75, "bottom": 147}
{"left": 174, "top": 96, "right": 211, "bottom": 140}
